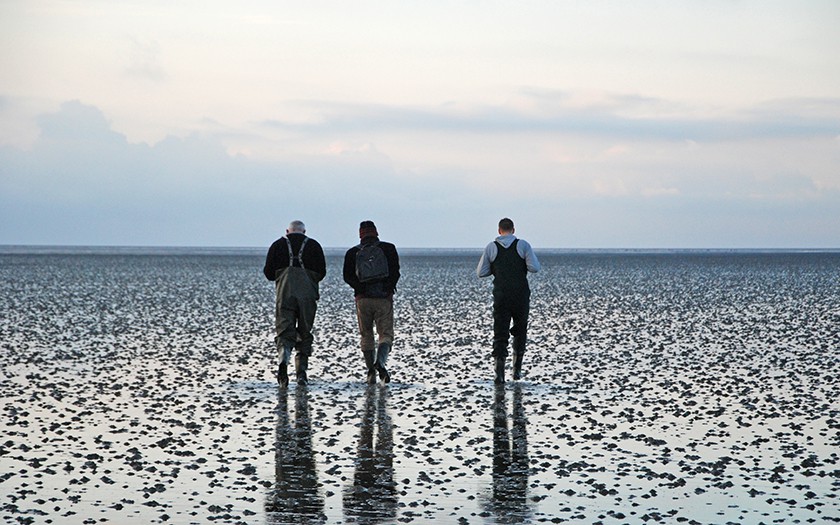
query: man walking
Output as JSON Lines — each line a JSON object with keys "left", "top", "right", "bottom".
{"left": 343, "top": 220, "right": 401, "bottom": 385}
{"left": 264, "top": 220, "right": 326, "bottom": 387}
{"left": 477, "top": 218, "right": 540, "bottom": 384}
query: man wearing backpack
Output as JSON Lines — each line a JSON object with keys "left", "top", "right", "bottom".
{"left": 477, "top": 218, "right": 541, "bottom": 384}
{"left": 264, "top": 220, "right": 327, "bottom": 387}
{"left": 343, "top": 220, "right": 401, "bottom": 385}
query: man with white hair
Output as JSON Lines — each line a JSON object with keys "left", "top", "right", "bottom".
{"left": 264, "top": 220, "right": 326, "bottom": 387}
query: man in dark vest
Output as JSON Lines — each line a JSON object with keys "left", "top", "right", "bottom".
{"left": 343, "top": 221, "right": 401, "bottom": 384}
{"left": 264, "top": 220, "right": 327, "bottom": 387}
{"left": 477, "top": 218, "right": 541, "bottom": 384}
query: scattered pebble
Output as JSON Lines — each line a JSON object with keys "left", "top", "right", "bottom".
{"left": 1, "top": 250, "right": 837, "bottom": 523}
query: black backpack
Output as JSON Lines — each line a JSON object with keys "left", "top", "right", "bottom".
{"left": 355, "top": 242, "right": 389, "bottom": 283}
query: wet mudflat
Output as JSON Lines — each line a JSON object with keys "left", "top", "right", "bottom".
{"left": 1, "top": 249, "right": 838, "bottom": 524}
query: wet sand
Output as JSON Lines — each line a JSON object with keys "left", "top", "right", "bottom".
{"left": 1, "top": 251, "right": 838, "bottom": 524}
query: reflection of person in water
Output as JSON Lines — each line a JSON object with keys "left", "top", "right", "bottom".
{"left": 487, "top": 384, "right": 531, "bottom": 522}
{"left": 343, "top": 386, "right": 398, "bottom": 524}
{"left": 266, "top": 389, "right": 325, "bottom": 524}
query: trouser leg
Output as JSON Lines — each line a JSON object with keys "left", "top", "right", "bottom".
{"left": 294, "top": 298, "right": 317, "bottom": 357}
{"left": 373, "top": 299, "right": 394, "bottom": 345}
{"left": 357, "top": 299, "right": 378, "bottom": 384}
{"left": 510, "top": 298, "right": 529, "bottom": 380}
{"left": 275, "top": 299, "right": 298, "bottom": 388}
{"left": 492, "top": 298, "right": 512, "bottom": 359}
{"left": 492, "top": 297, "right": 511, "bottom": 384}
{"left": 373, "top": 299, "right": 394, "bottom": 383}
{"left": 356, "top": 299, "right": 377, "bottom": 353}
{"left": 275, "top": 298, "right": 299, "bottom": 351}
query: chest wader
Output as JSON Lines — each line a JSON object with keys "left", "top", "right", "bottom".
{"left": 275, "top": 237, "right": 319, "bottom": 387}
{"left": 490, "top": 239, "right": 530, "bottom": 384}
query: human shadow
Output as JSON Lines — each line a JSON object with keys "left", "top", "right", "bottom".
{"left": 343, "top": 385, "right": 398, "bottom": 524}
{"left": 485, "top": 383, "right": 532, "bottom": 522}
{"left": 265, "top": 387, "right": 325, "bottom": 524}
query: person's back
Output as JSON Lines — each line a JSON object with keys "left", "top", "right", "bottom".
{"left": 264, "top": 232, "right": 326, "bottom": 284}
{"left": 477, "top": 218, "right": 540, "bottom": 384}
{"left": 491, "top": 238, "right": 529, "bottom": 297}
{"left": 270, "top": 233, "right": 322, "bottom": 303}
{"left": 343, "top": 221, "right": 401, "bottom": 384}
{"left": 344, "top": 234, "right": 400, "bottom": 301}
{"left": 264, "top": 220, "right": 326, "bottom": 387}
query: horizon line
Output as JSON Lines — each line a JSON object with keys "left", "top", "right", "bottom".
{"left": 2, "top": 244, "right": 839, "bottom": 254}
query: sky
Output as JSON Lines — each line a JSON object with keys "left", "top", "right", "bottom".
{"left": 1, "top": 0, "right": 838, "bottom": 249}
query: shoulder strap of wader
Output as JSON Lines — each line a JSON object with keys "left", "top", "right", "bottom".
{"left": 494, "top": 238, "right": 520, "bottom": 255}
{"left": 285, "top": 236, "right": 309, "bottom": 270}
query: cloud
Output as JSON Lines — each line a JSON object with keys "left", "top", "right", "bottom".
{"left": 0, "top": 101, "right": 491, "bottom": 247}
{"left": 124, "top": 36, "right": 168, "bottom": 82}
{"left": 37, "top": 100, "right": 123, "bottom": 143}
{"left": 640, "top": 187, "right": 680, "bottom": 198}
{"left": 261, "top": 94, "right": 840, "bottom": 142}
{"left": 1, "top": 100, "right": 839, "bottom": 248}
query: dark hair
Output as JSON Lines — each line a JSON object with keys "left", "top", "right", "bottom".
{"left": 359, "top": 220, "right": 378, "bottom": 239}
{"left": 498, "top": 218, "right": 514, "bottom": 232}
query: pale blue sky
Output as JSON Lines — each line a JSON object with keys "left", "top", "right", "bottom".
{"left": 1, "top": 0, "right": 838, "bottom": 248}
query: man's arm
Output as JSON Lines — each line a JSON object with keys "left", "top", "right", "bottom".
{"left": 518, "top": 240, "right": 541, "bottom": 273}
{"left": 343, "top": 248, "right": 363, "bottom": 292}
{"left": 476, "top": 243, "right": 495, "bottom": 278}
{"left": 384, "top": 243, "right": 400, "bottom": 293}
{"left": 307, "top": 240, "right": 327, "bottom": 282}
{"left": 263, "top": 241, "right": 278, "bottom": 280}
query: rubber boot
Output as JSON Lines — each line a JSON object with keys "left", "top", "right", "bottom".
{"left": 375, "top": 342, "right": 391, "bottom": 384}
{"left": 512, "top": 352, "right": 524, "bottom": 380}
{"left": 295, "top": 353, "right": 308, "bottom": 386}
{"left": 278, "top": 345, "right": 293, "bottom": 388}
{"left": 494, "top": 356, "right": 506, "bottom": 385}
{"left": 512, "top": 335, "right": 526, "bottom": 380}
{"left": 363, "top": 349, "right": 377, "bottom": 385}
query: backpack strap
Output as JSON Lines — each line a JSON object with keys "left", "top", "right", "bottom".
{"left": 286, "top": 236, "right": 308, "bottom": 270}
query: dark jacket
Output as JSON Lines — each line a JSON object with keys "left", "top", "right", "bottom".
{"left": 264, "top": 233, "right": 327, "bottom": 282}
{"left": 343, "top": 236, "right": 400, "bottom": 298}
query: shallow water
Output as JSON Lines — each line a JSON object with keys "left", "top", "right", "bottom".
{"left": 1, "top": 250, "right": 838, "bottom": 524}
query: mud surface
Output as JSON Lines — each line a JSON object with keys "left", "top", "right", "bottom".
{"left": 1, "top": 250, "right": 838, "bottom": 524}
